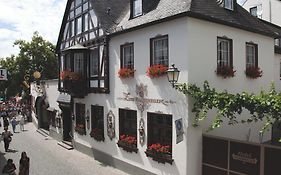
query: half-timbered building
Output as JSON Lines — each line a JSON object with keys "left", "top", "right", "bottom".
{"left": 55, "top": 0, "right": 281, "bottom": 174}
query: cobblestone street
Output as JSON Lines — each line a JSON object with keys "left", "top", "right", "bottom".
{"left": 0, "top": 122, "right": 129, "bottom": 175}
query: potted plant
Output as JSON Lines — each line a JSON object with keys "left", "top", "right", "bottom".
{"left": 74, "top": 124, "right": 86, "bottom": 135}
{"left": 118, "top": 68, "right": 135, "bottom": 78}
{"left": 90, "top": 128, "right": 104, "bottom": 142}
{"left": 117, "top": 134, "right": 138, "bottom": 153}
{"left": 146, "top": 64, "right": 168, "bottom": 78}
{"left": 245, "top": 67, "right": 263, "bottom": 79}
{"left": 145, "top": 143, "right": 173, "bottom": 164}
{"left": 216, "top": 65, "right": 236, "bottom": 78}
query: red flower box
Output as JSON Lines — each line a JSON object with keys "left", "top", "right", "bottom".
{"left": 60, "top": 70, "right": 83, "bottom": 81}
{"left": 148, "top": 143, "right": 171, "bottom": 154}
{"left": 118, "top": 68, "right": 135, "bottom": 78}
{"left": 90, "top": 128, "right": 104, "bottom": 142}
{"left": 146, "top": 64, "right": 168, "bottom": 78}
{"left": 145, "top": 143, "right": 173, "bottom": 164}
{"left": 74, "top": 124, "right": 86, "bottom": 135}
{"left": 216, "top": 66, "right": 236, "bottom": 78}
{"left": 245, "top": 67, "right": 263, "bottom": 79}
{"left": 117, "top": 134, "right": 138, "bottom": 153}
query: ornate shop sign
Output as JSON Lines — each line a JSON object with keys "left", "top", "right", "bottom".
{"left": 229, "top": 141, "right": 260, "bottom": 175}
{"left": 118, "top": 83, "right": 175, "bottom": 113}
{"left": 232, "top": 152, "right": 258, "bottom": 164}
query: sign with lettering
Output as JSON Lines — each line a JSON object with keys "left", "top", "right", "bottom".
{"left": 0, "top": 68, "right": 7, "bottom": 80}
{"left": 229, "top": 141, "right": 260, "bottom": 175}
{"left": 175, "top": 118, "right": 184, "bottom": 143}
{"left": 118, "top": 83, "right": 175, "bottom": 113}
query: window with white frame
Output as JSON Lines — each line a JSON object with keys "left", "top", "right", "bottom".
{"left": 151, "top": 35, "right": 169, "bottom": 66}
{"left": 120, "top": 43, "right": 134, "bottom": 69}
{"left": 246, "top": 43, "right": 258, "bottom": 68}
{"left": 90, "top": 49, "right": 99, "bottom": 77}
{"left": 147, "top": 112, "right": 172, "bottom": 154}
{"left": 217, "top": 37, "right": 233, "bottom": 67}
{"left": 132, "top": 0, "right": 142, "bottom": 17}
{"left": 74, "top": 53, "right": 84, "bottom": 74}
{"left": 224, "top": 0, "right": 234, "bottom": 10}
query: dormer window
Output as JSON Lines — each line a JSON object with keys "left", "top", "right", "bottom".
{"left": 275, "top": 38, "right": 281, "bottom": 47}
{"left": 250, "top": 6, "right": 258, "bottom": 17}
{"left": 132, "top": 0, "right": 142, "bottom": 18}
{"left": 224, "top": 0, "right": 234, "bottom": 10}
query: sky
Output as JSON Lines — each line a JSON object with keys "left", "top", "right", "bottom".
{"left": 0, "top": 0, "right": 245, "bottom": 59}
{"left": 0, "top": 0, "right": 67, "bottom": 58}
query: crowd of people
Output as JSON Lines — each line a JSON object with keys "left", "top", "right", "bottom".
{"left": 0, "top": 99, "right": 30, "bottom": 175}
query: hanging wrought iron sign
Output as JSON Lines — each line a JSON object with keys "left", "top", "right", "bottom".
{"left": 107, "top": 110, "right": 115, "bottom": 140}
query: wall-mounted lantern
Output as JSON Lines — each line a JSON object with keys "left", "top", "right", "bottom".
{"left": 167, "top": 64, "right": 180, "bottom": 88}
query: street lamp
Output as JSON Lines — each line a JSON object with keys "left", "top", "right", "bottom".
{"left": 167, "top": 64, "right": 180, "bottom": 88}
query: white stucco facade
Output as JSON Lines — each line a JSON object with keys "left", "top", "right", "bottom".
{"left": 31, "top": 79, "right": 62, "bottom": 134}
{"left": 68, "top": 15, "right": 281, "bottom": 174}
{"left": 243, "top": 0, "right": 281, "bottom": 26}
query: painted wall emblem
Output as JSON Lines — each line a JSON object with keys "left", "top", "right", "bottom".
{"left": 107, "top": 110, "right": 115, "bottom": 140}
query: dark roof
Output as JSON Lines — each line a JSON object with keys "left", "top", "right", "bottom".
{"left": 56, "top": 0, "right": 281, "bottom": 52}
{"left": 91, "top": 0, "right": 281, "bottom": 38}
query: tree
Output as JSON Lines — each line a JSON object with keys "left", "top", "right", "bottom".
{"left": 0, "top": 32, "right": 58, "bottom": 99}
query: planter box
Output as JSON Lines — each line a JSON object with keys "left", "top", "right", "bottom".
{"left": 145, "top": 149, "right": 173, "bottom": 164}
{"left": 90, "top": 133, "right": 105, "bottom": 142}
{"left": 75, "top": 127, "right": 86, "bottom": 135}
{"left": 117, "top": 140, "right": 138, "bottom": 153}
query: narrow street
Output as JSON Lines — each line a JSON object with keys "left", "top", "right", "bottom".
{"left": 0, "top": 122, "right": 129, "bottom": 175}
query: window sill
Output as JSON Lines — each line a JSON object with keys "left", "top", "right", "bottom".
{"left": 117, "top": 140, "right": 138, "bottom": 153}
{"left": 145, "top": 149, "right": 173, "bottom": 165}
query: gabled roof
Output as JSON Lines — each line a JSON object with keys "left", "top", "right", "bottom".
{"left": 56, "top": 0, "right": 281, "bottom": 52}
{"left": 91, "top": 0, "right": 281, "bottom": 38}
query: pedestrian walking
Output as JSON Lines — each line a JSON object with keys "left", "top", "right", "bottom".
{"left": 2, "top": 126, "right": 13, "bottom": 152}
{"left": 11, "top": 117, "right": 17, "bottom": 133}
{"left": 2, "top": 159, "right": 16, "bottom": 175}
{"left": 19, "top": 151, "right": 30, "bottom": 175}
{"left": 3, "top": 116, "right": 9, "bottom": 128}
{"left": 19, "top": 112, "right": 25, "bottom": 131}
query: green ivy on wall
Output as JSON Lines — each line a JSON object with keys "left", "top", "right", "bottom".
{"left": 175, "top": 81, "right": 281, "bottom": 133}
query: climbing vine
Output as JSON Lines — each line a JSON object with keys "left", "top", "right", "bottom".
{"left": 175, "top": 81, "right": 281, "bottom": 132}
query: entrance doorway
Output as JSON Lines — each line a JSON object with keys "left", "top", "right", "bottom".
{"left": 62, "top": 108, "right": 72, "bottom": 141}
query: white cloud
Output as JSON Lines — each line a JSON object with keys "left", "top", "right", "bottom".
{"left": 0, "top": 0, "right": 67, "bottom": 58}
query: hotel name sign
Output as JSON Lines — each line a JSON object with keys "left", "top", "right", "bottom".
{"left": 117, "top": 83, "right": 175, "bottom": 112}
{"left": 232, "top": 152, "right": 258, "bottom": 164}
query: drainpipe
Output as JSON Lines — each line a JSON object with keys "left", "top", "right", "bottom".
{"left": 269, "top": 0, "right": 272, "bottom": 22}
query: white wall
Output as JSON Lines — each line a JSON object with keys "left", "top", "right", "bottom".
{"left": 74, "top": 17, "right": 190, "bottom": 175}
{"left": 72, "top": 15, "right": 280, "bottom": 175}
{"left": 30, "top": 79, "right": 61, "bottom": 131}
{"left": 187, "top": 17, "right": 277, "bottom": 142}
